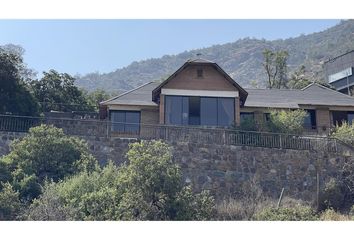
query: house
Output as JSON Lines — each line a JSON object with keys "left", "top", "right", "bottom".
{"left": 324, "top": 50, "right": 354, "bottom": 95}
{"left": 100, "top": 58, "right": 354, "bottom": 136}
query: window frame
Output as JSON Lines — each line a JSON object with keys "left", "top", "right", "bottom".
{"left": 164, "top": 95, "right": 235, "bottom": 127}
{"left": 109, "top": 110, "right": 141, "bottom": 134}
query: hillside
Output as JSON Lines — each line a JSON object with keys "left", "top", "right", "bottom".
{"left": 76, "top": 20, "right": 354, "bottom": 92}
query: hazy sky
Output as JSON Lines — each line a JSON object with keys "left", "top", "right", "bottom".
{"left": 0, "top": 19, "right": 340, "bottom": 76}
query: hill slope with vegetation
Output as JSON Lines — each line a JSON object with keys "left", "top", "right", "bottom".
{"left": 76, "top": 20, "right": 354, "bottom": 92}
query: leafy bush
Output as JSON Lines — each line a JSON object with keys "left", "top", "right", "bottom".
{"left": 267, "top": 109, "right": 307, "bottom": 134}
{"left": 26, "top": 140, "right": 215, "bottom": 220}
{"left": 25, "top": 182, "right": 77, "bottom": 220}
{"left": 116, "top": 140, "right": 215, "bottom": 220}
{"left": 26, "top": 162, "right": 119, "bottom": 220}
{"left": 331, "top": 121, "right": 354, "bottom": 146}
{"left": 0, "top": 182, "right": 22, "bottom": 220}
{"left": 0, "top": 124, "right": 98, "bottom": 201}
{"left": 254, "top": 205, "right": 318, "bottom": 221}
{"left": 239, "top": 118, "right": 258, "bottom": 131}
{"left": 319, "top": 178, "right": 346, "bottom": 211}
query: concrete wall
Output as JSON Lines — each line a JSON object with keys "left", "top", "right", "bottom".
{"left": 0, "top": 130, "right": 351, "bottom": 201}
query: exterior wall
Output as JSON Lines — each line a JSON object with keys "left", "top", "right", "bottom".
{"left": 316, "top": 108, "right": 331, "bottom": 134}
{"left": 0, "top": 130, "right": 352, "bottom": 201}
{"left": 164, "top": 65, "right": 237, "bottom": 91}
{"left": 141, "top": 108, "right": 159, "bottom": 125}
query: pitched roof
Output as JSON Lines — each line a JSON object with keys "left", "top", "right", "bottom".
{"left": 100, "top": 81, "right": 159, "bottom": 106}
{"left": 151, "top": 59, "right": 248, "bottom": 105}
{"left": 244, "top": 83, "right": 354, "bottom": 108}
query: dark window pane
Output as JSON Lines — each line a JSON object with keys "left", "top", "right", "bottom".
{"left": 110, "top": 110, "right": 140, "bottom": 133}
{"left": 111, "top": 111, "right": 125, "bottom": 132}
{"left": 264, "top": 113, "right": 270, "bottom": 122}
{"left": 348, "top": 112, "right": 354, "bottom": 124}
{"left": 165, "top": 96, "right": 183, "bottom": 125}
{"left": 125, "top": 112, "right": 140, "bottom": 133}
{"left": 200, "top": 97, "right": 217, "bottom": 126}
{"left": 303, "top": 110, "right": 316, "bottom": 129}
{"left": 217, "top": 98, "right": 235, "bottom": 126}
{"left": 240, "top": 112, "right": 254, "bottom": 121}
{"left": 189, "top": 96, "right": 200, "bottom": 125}
{"left": 332, "top": 111, "right": 347, "bottom": 126}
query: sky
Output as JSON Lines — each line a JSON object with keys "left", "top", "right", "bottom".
{"left": 0, "top": 19, "right": 341, "bottom": 77}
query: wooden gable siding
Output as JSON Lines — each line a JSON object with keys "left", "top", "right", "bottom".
{"left": 163, "top": 65, "right": 238, "bottom": 91}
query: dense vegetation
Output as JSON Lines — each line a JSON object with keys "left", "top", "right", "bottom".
{"left": 0, "top": 44, "right": 114, "bottom": 115}
{"left": 0, "top": 125, "right": 214, "bottom": 220}
{"left": 76, "top": 20, "right": 354, "bottom": 92}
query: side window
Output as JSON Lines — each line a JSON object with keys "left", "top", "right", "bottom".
{"left": 110, "top": 110, "right": 140, "bottom": 134}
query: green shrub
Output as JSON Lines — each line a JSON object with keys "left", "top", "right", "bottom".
{"left": 0, "top": 124, "right": 98, "bottom": 201}
{"left": 254, "top": 205, "right": 318, "bottom": 221}
{"left": 319, "top": 178, "right": 346, "bottom": 211}
{"left": 0, "top": 182, "right": 22, "bottom": 220}
{"left": 26, "top": 140, "right": 215, "bottom": 221}
{"left": 331, "top": 121, "right": 354, "bottom": 146}
{"left": 116, "top": 140, "right": 215, "bottom": 220}
{"left": 25, "top": 182, "right": 77, "bottom": 221}
{"left": 26, "top": 162, "right": 119, "bottom": 220}
{"left": 267, "top": 109, "right": 307, "bottom": 134}
{"left": 239, "top": 118, "right": 258, "bottom": 131}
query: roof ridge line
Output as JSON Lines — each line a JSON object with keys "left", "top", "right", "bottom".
{"left": 100, "top": 81, "right": 154, "bottom": 104}
{"left": 303, "top": 82, "right": 354, "bottom": 99}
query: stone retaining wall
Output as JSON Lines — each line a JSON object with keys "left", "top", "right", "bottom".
{"left": 0, "top": 131, "right": 351, "bottom": 201}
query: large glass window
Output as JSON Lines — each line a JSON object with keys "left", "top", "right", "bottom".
{"left": 303, "top": 110, "right": 317, "bottom": 129}
{"left": 332, "top": 111, "right": 354, "bottom": 126}
{"left": 110, "top": 110, "right": 140, "bottom": 134}
{"left": 165, "top": 95, "right": 235, "bottom": 127}
{"left": 189, "top": 96, "right": 200, "bottom": 125}
{"left": 200, "top": 97, "right": 217, "bottom": 126}
{"left": 218, "top": 98, "right": 235, "bottom": 126}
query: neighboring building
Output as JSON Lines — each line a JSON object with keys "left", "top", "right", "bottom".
{"left": 101, "top": 58, "right": 354, "bottom": 136}
{"left": 324, "top": 50, "right": 354, "bottom": 95}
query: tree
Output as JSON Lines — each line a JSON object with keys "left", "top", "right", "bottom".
{"left": 0, "top": 45, "right": 39, "bottom": 115}
{"left": 288, "top": 65, "right": 312, "bottom": 89}
{"left": 0, "top": 124, "right": 97, "bottom": 201}
{"left": 262, "top": 49, "right": 289, "bottom": 89}
{"left": 82, "top": 89, "right": 111, "bottom": 111}
{"left": 30, "top": 70, "right": 94, "bottom": 112}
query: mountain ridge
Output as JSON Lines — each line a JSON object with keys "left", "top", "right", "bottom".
{"left": 76, "top": 20, "right": 354, "bottom": 92}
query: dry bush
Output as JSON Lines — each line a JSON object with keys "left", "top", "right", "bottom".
{"left": 319, "top": 209, "right": 351, "bottom": 221}
{"left": 215, "top": 177, "right": 273, "bottom": 220}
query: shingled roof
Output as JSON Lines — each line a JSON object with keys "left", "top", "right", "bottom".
{"left": 101, "top": 81, "right": 159, "bottom": 106}
{"left": 101, "top": 80, "right": 354, "bottom": 109}
{"left": 244, "top": 83, "right": 354, "bottom": 108}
